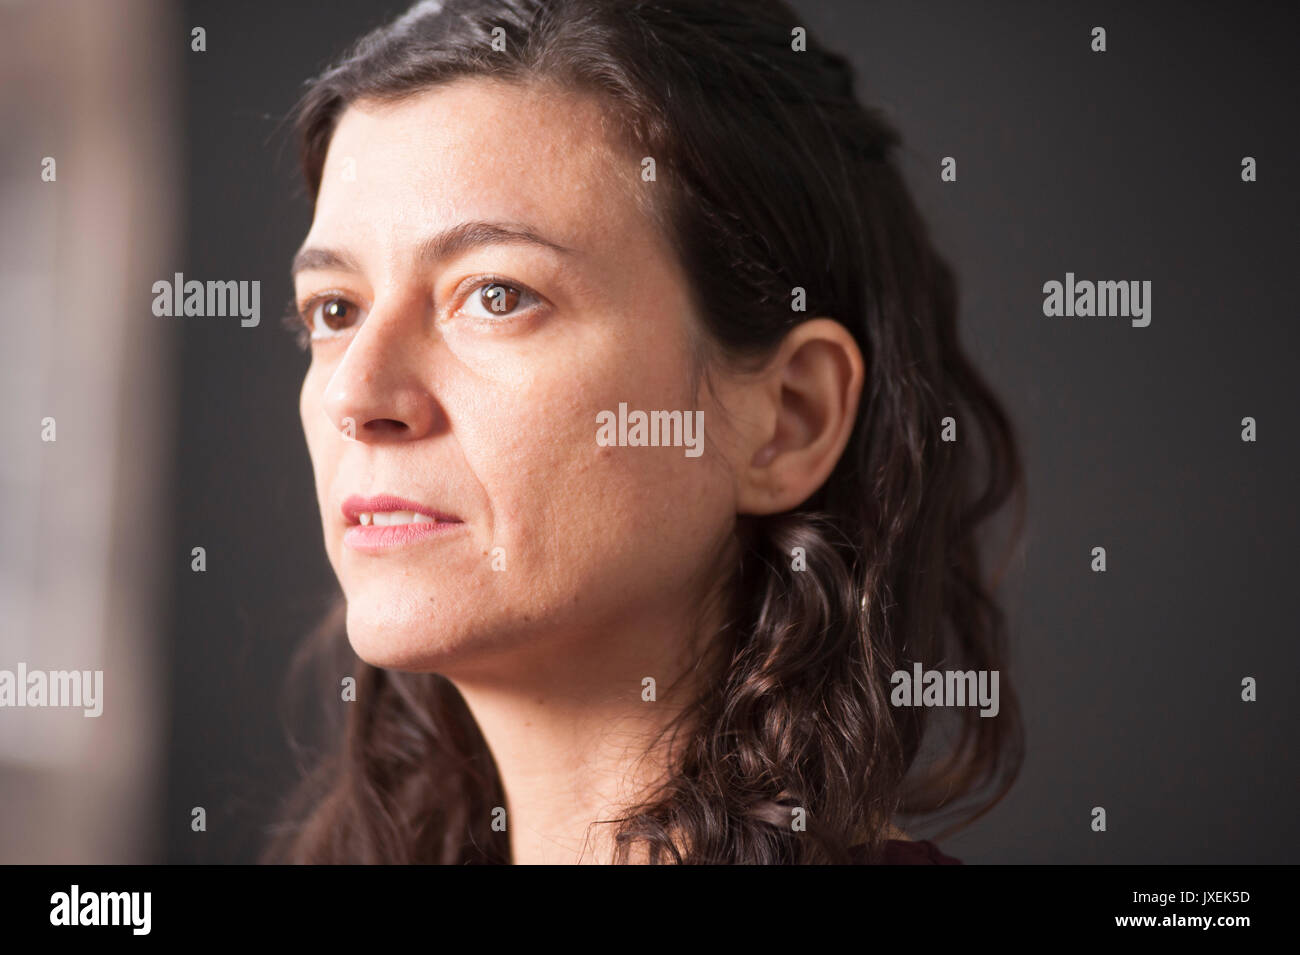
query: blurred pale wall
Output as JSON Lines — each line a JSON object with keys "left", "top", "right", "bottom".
{"left": 0, "top": 0, "right": 177, "bottom": 862}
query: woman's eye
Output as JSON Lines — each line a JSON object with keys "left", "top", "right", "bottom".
{"left": 302, "top": 295, "right": 365, "bottom": 340}
{"left": 460, "top": 280, "right": 538, "bottom": 320}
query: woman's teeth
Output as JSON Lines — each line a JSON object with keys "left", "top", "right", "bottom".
{"left": 357, "top": 511, "right": 439, "bottom": 526}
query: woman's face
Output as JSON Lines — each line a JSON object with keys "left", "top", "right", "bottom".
{"left": 293, "top": 78, "right": 743, "bottom": 674}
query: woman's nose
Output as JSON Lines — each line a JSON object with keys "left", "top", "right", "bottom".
{"left": 319, "top": 303, "right": 441, "bottom": 442}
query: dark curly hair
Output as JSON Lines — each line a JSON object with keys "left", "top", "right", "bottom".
{"left": 265, "top": 0, "right": 1026, "bottom": 864}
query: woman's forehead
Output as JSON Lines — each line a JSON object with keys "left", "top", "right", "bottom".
{"left": 314, "top": 79, "right": 644, "bottom": 244}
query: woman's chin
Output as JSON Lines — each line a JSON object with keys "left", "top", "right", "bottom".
{"left": 342, "top": 605, "right": 519, "bottom": 675}
{"left": 343, "top": 608, "right": 462, "bottom": 673}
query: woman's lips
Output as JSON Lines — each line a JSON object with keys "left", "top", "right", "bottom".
{"left": 341, "top": 493, "right": 465, "bottom": 553}
{"left": 343, "top": 520, "right": 465, "bottom": 552}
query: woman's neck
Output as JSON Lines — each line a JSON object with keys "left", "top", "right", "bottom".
{"left": 447, "top": 618, "right": 702, "bottom": 864}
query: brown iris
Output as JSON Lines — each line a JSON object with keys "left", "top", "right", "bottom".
{"left": 322, "top": 298, "right": 352, "bottom": 330}
{"left": 481, "top": 283, "right": 520, "bottom": 314}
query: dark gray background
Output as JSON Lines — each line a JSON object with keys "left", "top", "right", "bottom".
{"left": 165, "top": 0, "right": 1299, "bottom": 863}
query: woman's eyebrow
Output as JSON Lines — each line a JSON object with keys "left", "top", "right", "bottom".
{"left": 418, "top": 220, "right": 576, "bottom": 264}
{"left": 290, "top": 246, "right": 360, "bottom": 278}
{"left": 290, "top": 219, "right": 576, "bottom": 280}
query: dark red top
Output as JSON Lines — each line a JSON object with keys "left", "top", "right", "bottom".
{"left": 849, "top": 839, "right": 962, "bottom": 864}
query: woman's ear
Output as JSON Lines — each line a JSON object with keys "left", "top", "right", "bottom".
{"left": 735, "top": 318, "right": 865, "bottom": 515}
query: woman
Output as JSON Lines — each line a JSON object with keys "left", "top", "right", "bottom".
{"left": 265, "top": 0, "right": 1025, "bottom": 864}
